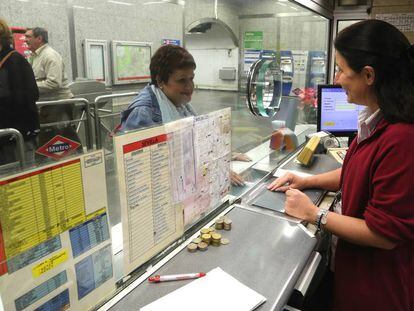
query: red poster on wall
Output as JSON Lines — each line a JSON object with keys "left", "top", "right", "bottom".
{"left": 12, "top": 33, "right": 29, "bottom": 57}
{"left": 11, "top": 27, "right": 31, "bottom": 59}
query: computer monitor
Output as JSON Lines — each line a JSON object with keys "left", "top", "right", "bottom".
{"left": 317, "top": 84, "right": 363, "bottom": 142}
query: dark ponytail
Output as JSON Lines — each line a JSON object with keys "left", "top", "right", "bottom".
{"left": 335, "top": 19, "right": 414, "bottom": 123}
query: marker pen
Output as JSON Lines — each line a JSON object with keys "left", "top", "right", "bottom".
{"left": 148, "top": 272, "right": 206, "bottom": 283}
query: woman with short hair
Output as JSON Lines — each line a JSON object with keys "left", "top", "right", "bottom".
{"left": 120, "top": 44, "right": 247, "bottom": 185}
{"left": 120, "top": 44, "right": 197, "bottom": 130}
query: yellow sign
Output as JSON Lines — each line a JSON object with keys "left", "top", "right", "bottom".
{"left": 0, "top": 159, "right": 86, "bottom": 258}
{"left": 86, "top": 207, "right": 107, "bottom": 221}
{"left": 32, "top": 250, "right": 68, "bottom": 278}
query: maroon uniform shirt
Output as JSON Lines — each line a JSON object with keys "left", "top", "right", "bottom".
{"left": 334, "top": 118, "right": 414, "bottom": 310}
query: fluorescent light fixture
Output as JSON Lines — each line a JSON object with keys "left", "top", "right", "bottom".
{"left": 107, "top": 0, "right": 133, "bottom": 5}
{"left": 143, "top": 0, "right": 184, "bottom": 5}
{"left": 275, "top": 12, "right": 312, "bottom": 17}
{"left": 73, "top": 5, "right": 94, "bottom": 9}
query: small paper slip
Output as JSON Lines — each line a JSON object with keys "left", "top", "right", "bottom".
{"left": 140, "top": 267, "right": 266, "bottom": 311}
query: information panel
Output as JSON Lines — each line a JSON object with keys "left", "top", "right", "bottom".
{"left": 0, "top": 151, "right": 115, "bottom": 311}
{"left": 114, "top": 126, "right": 184, "bottom": 275}
{"left": 0, "top": 151, "right": 107, "bottom": 266}
{"left": 114, "top": 109, "right": 231, "bottom": 275}
{"left": 111, "top": 40, "right": 151, "bottom": 85}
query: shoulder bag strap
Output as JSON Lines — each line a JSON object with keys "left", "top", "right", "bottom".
{"left": 0, "top": 51, "right": 16, "bottom": 69}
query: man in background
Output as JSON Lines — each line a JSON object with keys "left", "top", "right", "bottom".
{"left": 25, "top": 27, "right": 81, "bottom": 152}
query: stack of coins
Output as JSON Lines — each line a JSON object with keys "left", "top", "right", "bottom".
{"left": 187, "top": 243, "right": 198, "bottom": 253}
{"left": 201, "top": 233, "right": 211, "bottom": 245}
{"left": 198, "top": 241, "right": 208, "bottom": 251}
{"left": 211, "top": 233, "right": 221, "bottom": 246}
{"left": 223, "top": 219, "right": 232, "bottom": 231}
{"left": 187, "top": 223, "right": 231, "bottom": 253}
{"left": 215, "top": 218, "right": 224, "bottom": 230}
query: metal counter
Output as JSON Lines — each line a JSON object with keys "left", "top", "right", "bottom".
{"left": 108, "top": 206, "right": 316, "bottom": 311}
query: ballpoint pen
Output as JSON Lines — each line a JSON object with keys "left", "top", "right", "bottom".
{"left": 148, "top": 272, "right": 206, "bottom": 283}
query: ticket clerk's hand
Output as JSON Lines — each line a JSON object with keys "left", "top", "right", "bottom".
{"left": 285, "top": 188, "right": 318, "bottom": 222}
{"left": 267, "top": 172, "right": 308, "bottom": 192}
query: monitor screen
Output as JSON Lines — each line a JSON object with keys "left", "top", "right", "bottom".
{"left": 317, "top": 84, "right": 363, "bottom": 137}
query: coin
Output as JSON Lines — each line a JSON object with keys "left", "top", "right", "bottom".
{"left": 198, "top": 241, "right": 208, "bottom": 251}
{"left": 215, "top": 219, "right": 224, "bottom": 230}
{"left": 187, "top": 243, "right": 198, "bottom": 252}
{"left": 192, "top": 238, "right": 202, "bottom": 244}
{"left": 211, "top": 233, "right": 221, "bottom": 241}
{"left": 221, "top": 238, "right": 230, "bottom": 245}
{"left": 200, "top": 228, "right": 210, "bottom": 235}
{"left": 223, "top": 219, "right": 232, "bottom": 230}
{"left": 224, "top": 219, "right": 232, "bottom": 225}
{"left": 201, "top": 234, "right": 211, "bottom": 244}
{"left": 208, "top": 227, "right": 215, "bottom": 233}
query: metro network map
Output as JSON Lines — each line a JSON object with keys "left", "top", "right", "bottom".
{"left": 116, "top": 45, "right": 150, "bottom": 81}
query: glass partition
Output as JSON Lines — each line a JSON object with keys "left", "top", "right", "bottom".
{"left": 0, "top": 0, "right": 331, "bottom": 309}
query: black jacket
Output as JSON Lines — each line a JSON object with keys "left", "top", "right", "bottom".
{"left": 0, "top": 47, "right": 39, "bottom": 139}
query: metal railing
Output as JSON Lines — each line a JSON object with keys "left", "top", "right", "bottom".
{"left": 0, "top": 128, "right": 25, "bottom": 168}
{"left": 93, "top": 92, "right": 137, "bottom": 149}
{"left": 34, "top": 93, "right": 138, "bottom": 151}
{"left": 37, "top": 98, "right": 94, "bottom": 149}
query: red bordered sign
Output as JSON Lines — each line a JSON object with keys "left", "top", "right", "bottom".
{"left": 36, "top": 135, "right": 81, "bottom": 160}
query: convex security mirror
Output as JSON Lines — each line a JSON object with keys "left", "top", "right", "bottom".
{"left": 246, "top": 58, "right": 283, "bottom": 117}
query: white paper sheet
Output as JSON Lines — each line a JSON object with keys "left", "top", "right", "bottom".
{"left": 141, "top": 267, "right": 266, "bottom": 311}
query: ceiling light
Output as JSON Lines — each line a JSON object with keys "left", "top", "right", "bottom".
{"left": 107, "top": 0, "right": 133, "bottom": 6}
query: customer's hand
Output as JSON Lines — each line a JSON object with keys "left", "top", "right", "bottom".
{"left": 267, "top": 172, "right": 308, "bottom": 192}
{"left": 284, "top": 188, "right": 318, "bottom": 222}
{"left": 232, "top": 153, "right": 252, "bottom": 162}
{"left": 230, "top": 170, "right": 245, "bottom": 187}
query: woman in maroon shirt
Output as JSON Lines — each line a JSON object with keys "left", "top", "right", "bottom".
{"left": 268, "top": 20, "right": 414, "bottom": 310}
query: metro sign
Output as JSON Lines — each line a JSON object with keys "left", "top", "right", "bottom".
{"left": 36, "top": 135, "right": 81, "bottom": 160}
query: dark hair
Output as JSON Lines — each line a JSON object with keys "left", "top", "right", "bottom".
{"left": 335, "top": 19, "right": 414, "bottom": 123}
{"left": 0, "top": 18, "right": 12, "bottom": 48}
{"left": 31, "top": 27, "right": 48, "bottom": 43}
{"left": 150, "top": 45, "right": 196, "bottom": 86}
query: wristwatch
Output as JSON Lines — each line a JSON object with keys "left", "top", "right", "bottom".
{"left": 316, "top": 209, "right": 329, "bottom": 230}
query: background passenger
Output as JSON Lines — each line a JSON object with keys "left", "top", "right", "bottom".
{"left": 0, "top": 18, "right": 39, "bottom": 167}
{"left": 268, "top": 19, "right": 414, "bottom": 311}
{"left": 25, "top": 27, "right": 81, "bottom": 151}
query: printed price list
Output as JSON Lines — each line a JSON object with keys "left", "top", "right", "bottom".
{"left": 0, "top": 160, "right": 86, "bottom": 258}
